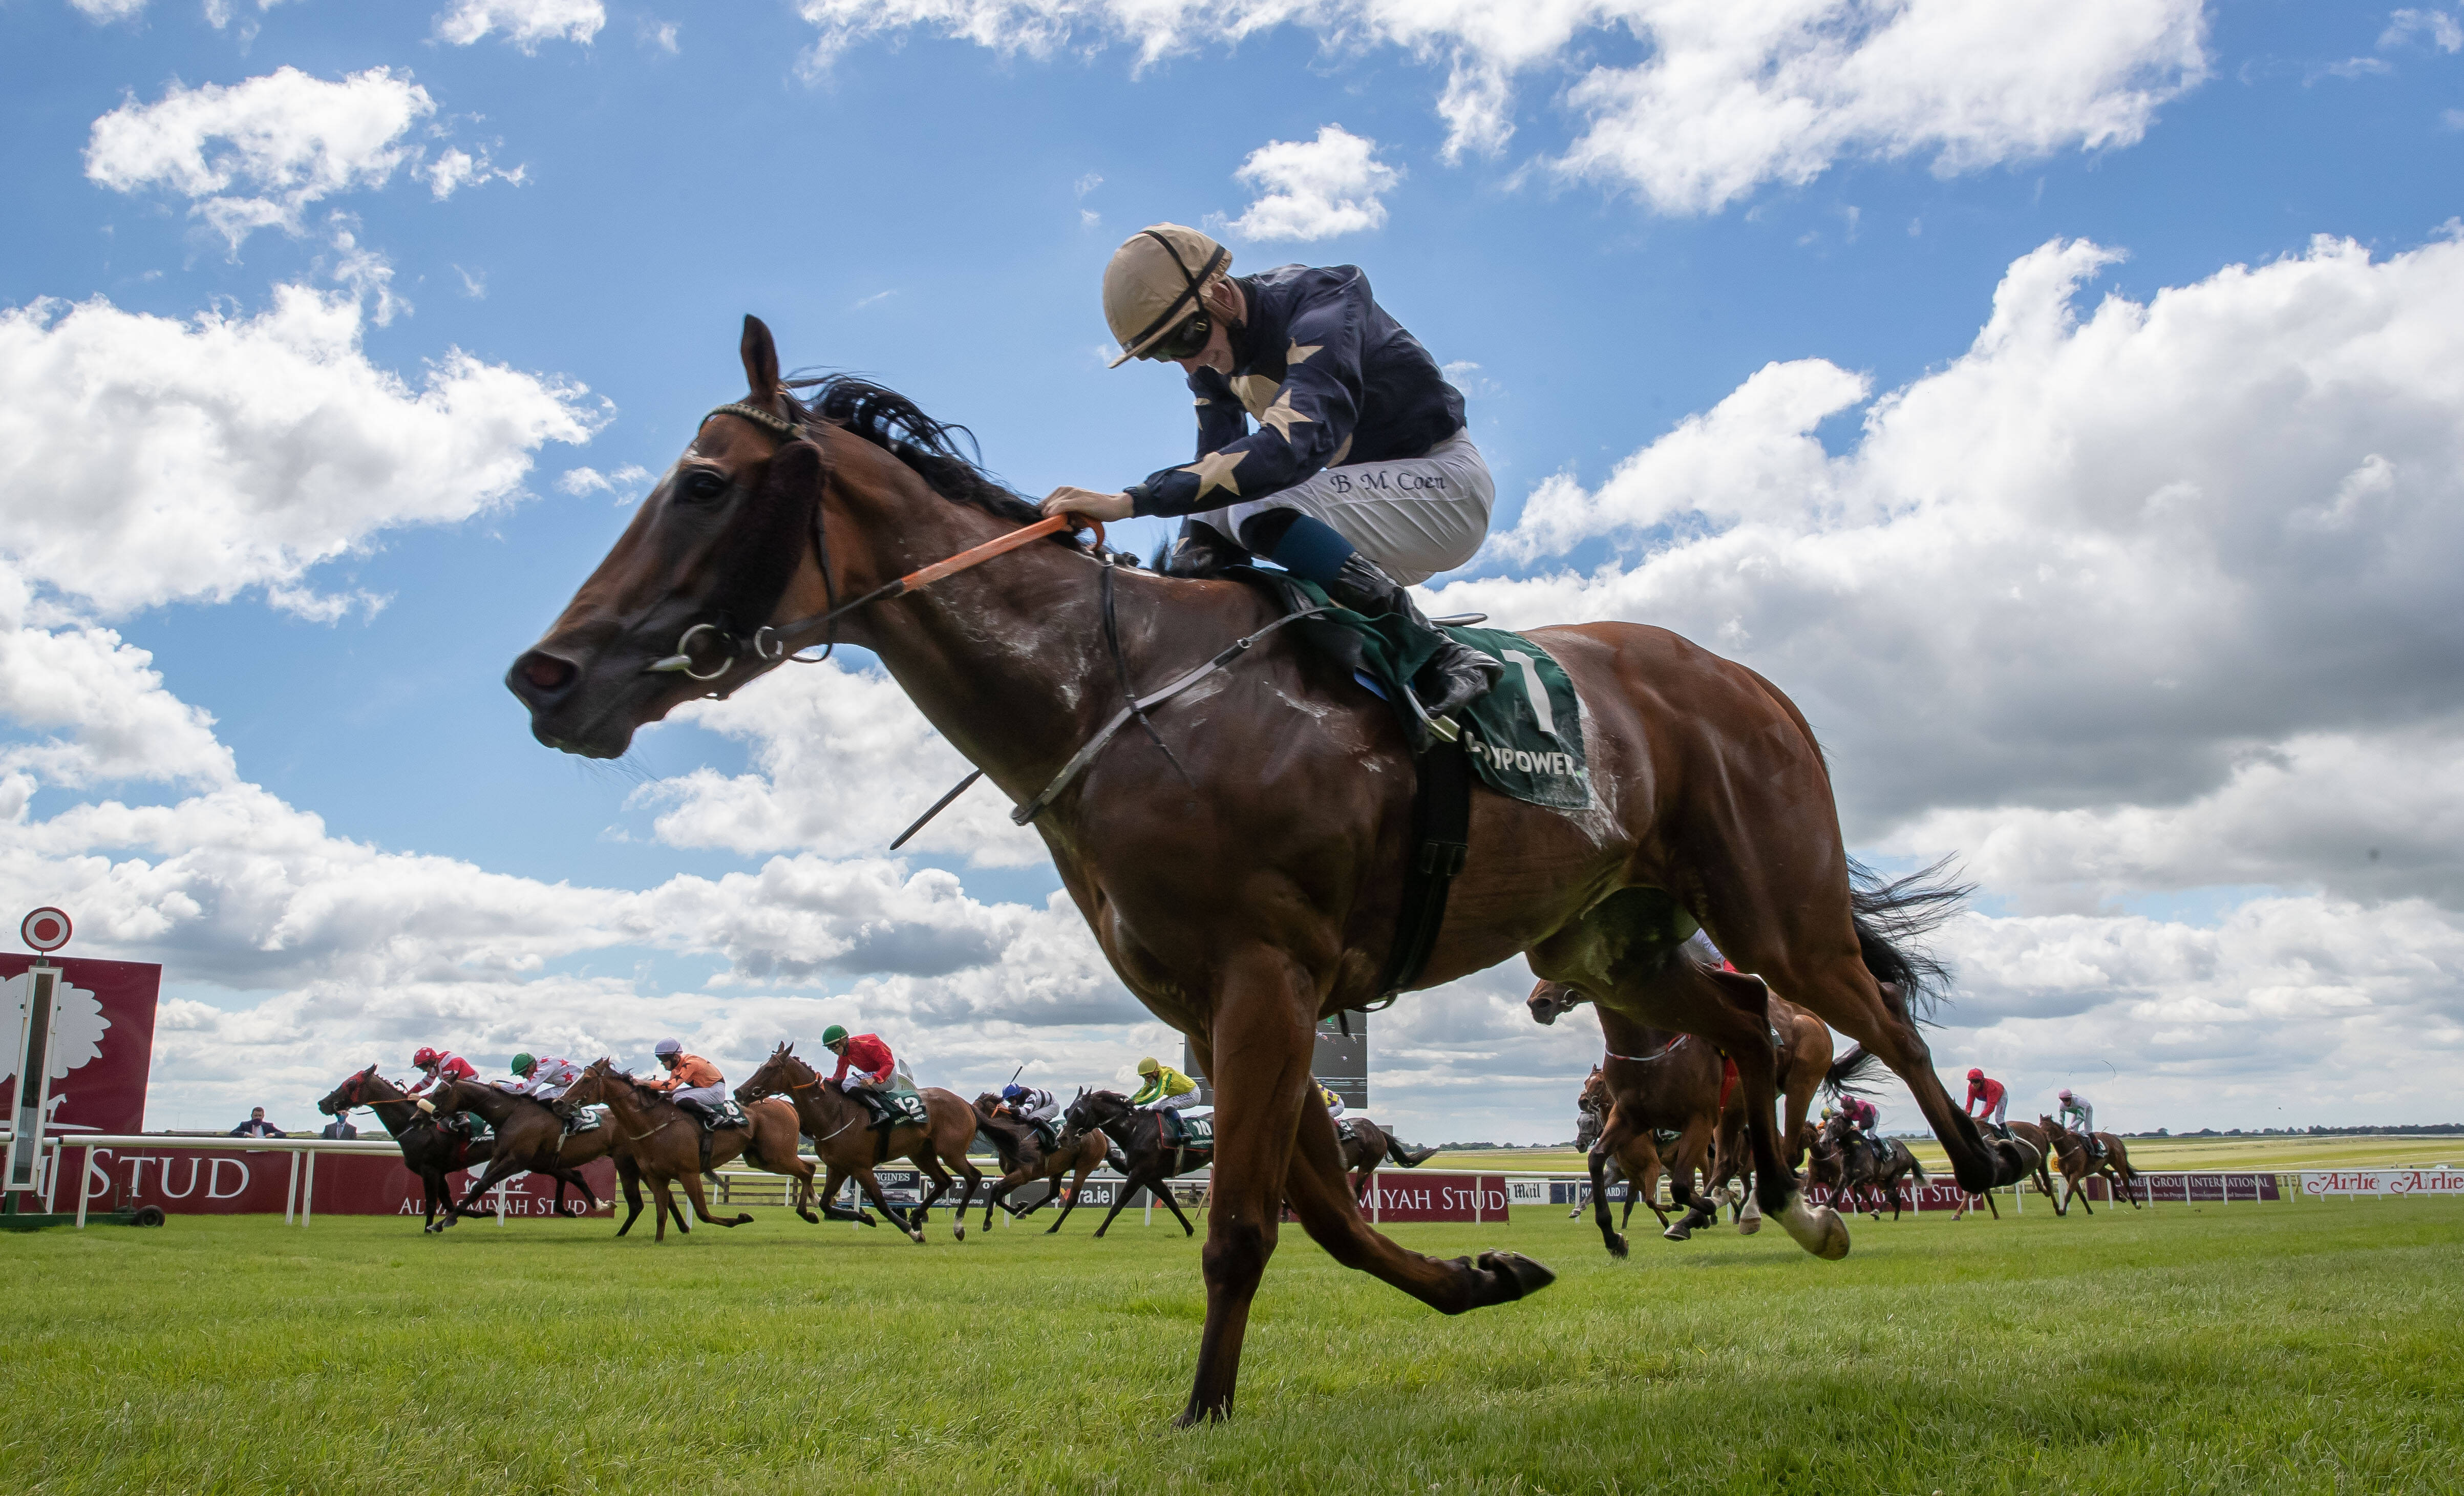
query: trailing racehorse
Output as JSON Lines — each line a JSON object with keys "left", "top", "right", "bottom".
{"left": 1573, "top": 1037, "right": 1723, "bottom": 1256}
{"left": 1807, "top": 1113, "right": 1929, "bottom": 1220}
{"left": 559, "top": 1059, "right": 814, "bottom": 1241}
{"left": 423, "top": 1076, "right": 611, "bottom": 1230}
{"left": 1052, "top": 1089, "right": 1207, "bottom": 1237}
{"left": 1529, "top": 964, "right": 1837, "bottom": 1172}
{"left": 1332, "top": 1114, "right": 1439, "bottom": 1206}
{"left": 2042, "top": 1115, "right": 2143, "bottom": 1213}
{"left": 507, "top": 318, "right": 1996, "bottom": 1422}
{"left": 969, "top": 1091, "right": 1110, "bottom": 1232}
{"left": 734, "top": 1044, "right": 983, "bottom": 1242}
{"left": 317, "top": 1066, "right": 493, "bottom": 1232}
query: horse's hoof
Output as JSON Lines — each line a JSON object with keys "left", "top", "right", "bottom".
{"left": 1663, "top": 1224, "right": 1692, "bottom": 1241}
{"left": 1777, "top": 1197, "right": 1852, "bottom": 1260}
{"left": 1605, "top": 1233, "right": 1630, "bottom": 1258}
{"left": 908, "top": 1230, "right": 926, "bottom": 1244}
{"left": 1468, "top": 1251, "right": 1557, "bottom": 1304}
{"left": 1736, "top": 1215, "right": 1761, "bottom": 1236}
{"left": 953, "top": 1225, "right": 966, "bottom": 1241}
{"left": 798, "top": 1210, "right": 819, "bottom": 1225}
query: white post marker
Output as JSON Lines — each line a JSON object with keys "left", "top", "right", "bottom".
{"left": 302, "top": 1149, "right": 316, "bottom": 1226}
{"left": 285, "top": 1151, "right": 300, "bottom": 1226}
{"left": 7, "top": 907, "right": 75, "bottom": 1204}
{"left": 75, "top": 1143, "right": 94, "bottom": 1228}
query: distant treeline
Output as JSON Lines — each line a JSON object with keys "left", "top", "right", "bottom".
{"left": 2134, "top": 1125, "right": 2464, "bottom": 1137}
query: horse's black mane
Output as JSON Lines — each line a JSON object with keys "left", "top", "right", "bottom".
{"left": 782, "top": 372, "right": 1089, "bottom": 552}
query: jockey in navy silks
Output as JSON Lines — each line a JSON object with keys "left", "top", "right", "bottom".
{"left": 1039, "top": 223, "right": 1503, "bottom": 722}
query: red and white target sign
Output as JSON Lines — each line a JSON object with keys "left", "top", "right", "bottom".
{"left": 20, "top": 908, "right": 71, "bottom": 953}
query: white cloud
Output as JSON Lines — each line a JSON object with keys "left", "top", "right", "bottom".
{"left": 633, "top": 660, "right": 1054, "bottom": 869}
{"left": 556, "top": 463, "right": 652, "bottom": 500}
{"left": 325, "top": 227, "right": 406, "bottom": 327}
{"left": 436, "top": 0, "right": 606, "bottom": 49}
{"left": 0, "top": 285, "right": 601, "bottom": 617}
{"left": 1451, "top": 229, "right": 2464, "bottom": 908}
{"left": 1228, "top": 124, "right": 1400, "bottom": 241}
{"left": 419, "top": 145, "right": 522, "bottom": 199}
{"left": 2381, "top": 8, "right": 2463, "bottom": 53}
{"left": 68, "top": 0, "right": 148, "bottom": 19}
{"left": 203, "top": 0, "right": 293, "bottom": 29}
{"left": 85, "top": 68, "right": 438, "bottom": 249}
{"left": 795, "top": 0, "right": 2208, "bottom": 214}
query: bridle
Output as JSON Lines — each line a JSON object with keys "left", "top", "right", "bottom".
{"left": 643, "top": 401, "right": 1103, "bottom": 685}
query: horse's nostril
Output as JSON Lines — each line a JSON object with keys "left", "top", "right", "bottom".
{"left": 515, "top": 650, "right": 578, "bottom": 696}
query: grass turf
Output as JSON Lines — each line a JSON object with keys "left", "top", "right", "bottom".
{"left": 1433, "top": 1133, "right": 2464, "bottom": 1176}
{"left": 7, "top": 1195, "right": 2459, "bottom": 1494}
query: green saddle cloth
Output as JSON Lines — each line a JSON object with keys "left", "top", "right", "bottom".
{"left": 1252, "top": 572, "right": 1592, "bottom": 811}
{"left": 875, "top": 1087, "right": 928, "bottom": 1128}
{"left": 1164, "top": 1110, "right": 1214, "bottom": 1148}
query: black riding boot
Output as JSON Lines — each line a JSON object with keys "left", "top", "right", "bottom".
{"left": 1322, "top": 554, "right": 1502, "bottom": 722}
{"left": 1160, "top": 519, "right": 1247, "bottom": 579}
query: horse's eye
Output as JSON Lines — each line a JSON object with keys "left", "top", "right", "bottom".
{"left": 677, "top": 470, "right": 729, "bottom": 504}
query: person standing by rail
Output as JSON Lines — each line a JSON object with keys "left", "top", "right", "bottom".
{"left": 1038, "top": 223, "right": 1503, "bottom": 722}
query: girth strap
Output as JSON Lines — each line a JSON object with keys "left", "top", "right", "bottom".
{"left": 1369, "top": 735, "right": 1472, "bottom": 1004}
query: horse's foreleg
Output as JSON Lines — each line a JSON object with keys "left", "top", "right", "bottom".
{"left": 852, "top": 1167, "right": 917, "bottom": 1241}
{"left": 1664, "top": 1119, "right": 1718, "bottom": 1241}
{"left": 1587, "top": 1139, "right": 1629, "bottom": 1257}
{"left": 911, "top": 1154, "right": 961, "bottom": 1241}
{"left": 613, "top": 1155, "right": 646, "bottom": 1236}
{"left": 1279, "top": 1064, "right": 1555, "bottom": 1315}
{"left": 1156, "top": 1171, "right": 1200, "bottom": 1237}
{"left": 1178, "top": 950, "right": 1318, "bottom": 1426}
{"left": 678, "top": 1167, "right": 750, "bottom": 1229}
{"left": 1045, "top": 1160, "right": 1098, "bottom": 1234}
{"left": 813, "top": 1163, "right": 875, "bottom": 1226}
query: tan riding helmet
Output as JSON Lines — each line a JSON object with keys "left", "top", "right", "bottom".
{"left": 1103, "top": 224, "right": 1231, "bottom": 368}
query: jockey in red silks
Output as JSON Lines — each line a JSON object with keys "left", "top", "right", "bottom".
{"left": 1964, "top": 1067, "right": 2009, "bottom": 1131}
{"left": 407, "top": 1046, "right": 476, "bottom": 1097}
{"left": 823, "top": 1024, "right": 896, "bottom": 1091}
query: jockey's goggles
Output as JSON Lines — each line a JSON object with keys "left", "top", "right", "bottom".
{"left": 1140, "top": 310, "right": 1212, "bottom": 362}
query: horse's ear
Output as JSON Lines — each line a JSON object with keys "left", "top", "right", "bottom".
{"left": 741, "top": 315, "right": 780, "bottom": 405}
{"left": 362, "top": 1063, "right": 378, "bottom": 1077}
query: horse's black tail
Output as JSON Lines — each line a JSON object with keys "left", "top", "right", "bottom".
{"left": 1386, "top": 1133, "right": 1438, "bottom": 1168}
{"left": 1822, "top": 1045, "right": 1885, "bottom": 1100}
{"left": 1849, "top": 855, "right": 1973, "bottom": 1022}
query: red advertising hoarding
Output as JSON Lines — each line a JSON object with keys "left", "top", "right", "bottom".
{"left": 1, "top": 954, "right": 160, "bottom": 1136}
{"left": 65, "top": 1144, "right": 619, "bottom": 1217}
{"left": 1347, "top": 1174, "right": 1512, "bottom": 1222}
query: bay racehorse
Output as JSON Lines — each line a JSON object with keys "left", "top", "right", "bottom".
{"left": 1052, "top": 1088, "right": 1207, "bottom": 1237}
{"left": 558, "top": 1059, "right": 815, "bottom": 1241}
{"left": 424, "top": 1076, "right": 611, "bottom": 1229}
{"left": 2001, "top": 1118, "right": 2061, "bottom": 1207}
{"left": 506, "top": 318, "right": 2005, "bottom": 1423}
{"left": 1807, "top": 1113, "right": 1929, "bottom": 1220}
{"left": 969, "top": 1091, "right": 1111, "bottom": 1232}
{"left": 317, "top": 1066, "right": 493, "bottom": 1232}
{"left": 1332, "top": 1114, "right": 1438, "bottom": 1205}
{"left": 734, "top": 1044, "right": 982, "bottom": 1242}
{"left": 1575, "top": 1041, "right": 1722, "bottom": 1254}
{"left": 2042, "top": 1115, "right": 2143, "bottom": 1213}
{"left": 1530, "top": 949, "right": 1863, "bottom": 1171}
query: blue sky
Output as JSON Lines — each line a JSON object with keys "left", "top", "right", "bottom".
{"left": 3, "top": 0, "right": 2460, "bottom": 1139}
